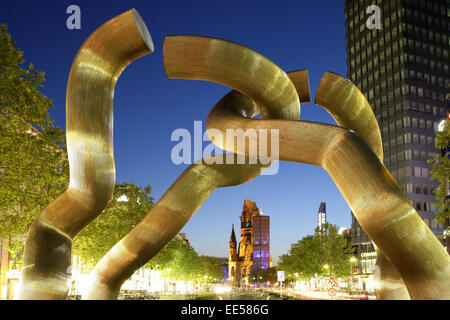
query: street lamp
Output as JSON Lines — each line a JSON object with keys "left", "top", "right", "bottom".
{"left": 323, "top": 264, "right": 330, "bottom": 276}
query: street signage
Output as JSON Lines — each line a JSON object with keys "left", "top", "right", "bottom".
{"left": 328, "top": 288, "right": 337, "bottom": 297}
{"left": 277, "top": 271, "right": 285, "bottom": 282}
{"left": 327, "top": 277, "right": 338, "bottom": 288}
{"left": 327, "top": 276, "right": 338, "bottom": 298}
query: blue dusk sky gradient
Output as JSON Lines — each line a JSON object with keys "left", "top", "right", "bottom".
{"left": 1, "top": 0, "right": 352, "bottom": 263}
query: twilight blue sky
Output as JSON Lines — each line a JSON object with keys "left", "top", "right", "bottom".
{"left": 1, "top": 0, "right": 351, "bottom": 263}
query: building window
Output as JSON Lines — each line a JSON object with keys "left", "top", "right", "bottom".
{"left": 416, "top": 202, "right": 422, "bottom": 211}
{"left": 414, "top": 166, "right": 422, "bottom": 177}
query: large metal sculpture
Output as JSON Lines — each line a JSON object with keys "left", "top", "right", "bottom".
{"left": 15, "top": 9, "right": 450, "bottom": 300}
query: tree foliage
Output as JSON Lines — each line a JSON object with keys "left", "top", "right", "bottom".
{"left": 200, "top": 256, "right": 226, "bottom": 282}
{"left": 73, "top": 183, "right": 154, "bottom": 266}
{"left": 0, "top": 23, "right": 68, "bottom": 259}
{"left": 144, "top": 239, "right": 225, "bottom": 282}
{"left": 428, "top": 116, "right": 449, "bottom": 232}
{"left": 277, "top": 223, "right": 353, "bottom": 279}
{"left": 249, "top": 267, "right": 277, "bottom": 284}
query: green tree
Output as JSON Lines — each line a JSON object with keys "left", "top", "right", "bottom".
{"left": 144, "top": 239, "right": 225, "bottom": 283}
{"left": 428, "top": 109, "right": 449, "bottom": 242}
{"left": 200, "top": 256, "right": 226, "bottom": 282}
{"left": 277, "top": 223, "right": 352, "bottom": 279}
{"left": 0, "top": 23, "right": 68, "bottom": 262}
{"left": 145, "top": 236, "right": 204, "bottom": 281}
{"left": 249, "top": 267, "right": 277, "bottom": 285}
{"left": 72, "top": 182, "right": 154, "bottom": 266}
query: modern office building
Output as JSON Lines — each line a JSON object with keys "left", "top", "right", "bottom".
{"left": 344, "top": 0, "right": 449, "bottom": 245}
{"left": 350, "top": 212, "right": 377, "bottom": 276}
{"left": 317, "top": 202, "right": 327, "bottom": 233}
{"left": 253, "top": 214, "right": 270, "bottom": 270}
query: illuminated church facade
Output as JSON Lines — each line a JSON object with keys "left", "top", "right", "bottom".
{"left": 228, "top": 200, "right": 271, "bottom": 286}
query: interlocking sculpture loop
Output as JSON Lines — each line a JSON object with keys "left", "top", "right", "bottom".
{"left": 15, "top": 9, "right": 450, "bottom": 300}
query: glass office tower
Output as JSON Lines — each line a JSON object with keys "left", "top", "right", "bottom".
{"left": 344, "top": 0, "right": 449, "bottom": 245}
{"left": 317, "top": 202, "right": 327, "bottom": 234}
{"left": 253, "top": 215, "right": 270, "bottom": 270}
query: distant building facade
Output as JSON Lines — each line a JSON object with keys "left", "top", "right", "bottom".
{"left": 350, "top": 212, "right": 377, "bottom": 276}
{"left": 344, "top": 0, "right": 450, "bottom": 245}
{"left": 253, "top": 214, "right": 270, "bottom": 270}
{"left": 228, "top": 200, "right": 270, "bottom": 286}
{"left": 317, "top": 202, "right": 327, "bottom": 233}
{"left": 177, "top": 233, "right": 190, "bottom": 246}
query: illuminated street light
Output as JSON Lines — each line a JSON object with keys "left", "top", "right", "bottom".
{"left": 437, "top": 119, "right": 447, "bottom": 132}
{"left": 117, "top": 194, "right": 129, "bottom": 202}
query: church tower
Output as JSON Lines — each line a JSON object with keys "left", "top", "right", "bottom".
{"left": 238, "top": 200, "right": 260, "bottom": 282}
{"left": 228, "top": 199, "right": 270, "bottom": 287}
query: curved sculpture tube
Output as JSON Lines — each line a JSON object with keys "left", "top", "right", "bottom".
{"left": 83, "top": 35, "right": 301, "bottom": 299}
{"left": 15, "top": 9, "right": 154, "bottom": 300}
{"left": 87, "top": 34, "right": 449, "bottom": 300}
{"left": 315, "top": 72, "right": 410, "bottom": 300}
{"left": 315, "top": 71, "right": 383, "bottom": 160}
{"left": 84, "top": 157, "right": 271, "bottom": 299}
{"left": 162, "top": 35, "right": 447, "bottom": 299}
{"left": 163, "top": 35, "right": 300, "bottom": 121}
{"left": 204, "top": 82, "right": 450, "bottom": 299}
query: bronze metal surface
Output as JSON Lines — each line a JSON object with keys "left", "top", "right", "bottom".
{"left": 15, "top": 14, "right": 449, "bottom": 300}
{"left": 83, "top": 35, "right": 301, "bottom": 299}
{"left": 206, "top": 77, "right": 449, "bottom": 299}
{"left": 15, "top": 9, "right": 153, "bottom": 299}
{"left": 315, "top": 72, "right": 410, "bottom": 300}
{"left": 88, "top": 35, "right": 449, "bottom": 300}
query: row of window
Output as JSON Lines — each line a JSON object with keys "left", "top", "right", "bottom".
{"left": 391, "top": 165, "right": 430, "bottom": 179}
{"left": 385, "top": 150, "right": 431, "bottom": 172}
{"left": 408, "top": 183, "right": 433, "bottom": 195}
{"left": 404, "top": 149, "right": 434, "bottom": 162}
{"left": 404, "top": 0, "right": 448, "bottom": 15}
{"left": 404, "top": 85, "right": 446, "bottom": 102}
{"left": 413, "top": 201, "right": 430, "bottom": 212}
{"left": 405, "top": 42, "right": 450, "bottom": 65}
{"left": 407, "top": 116, "right": 437, "bottom": 130}
{"left": 346, "top": 0, "right": 446, "bottom": 20}
{"left": 404, "top": 4, "right": 449, "bottom": 26}
{"left": 349, "top": 35, "right": 449, "bottom": 83}
{"left": 349, "top": 27, "right": 448, "bottom": 59}
{"left": 405, "top": 24, "right": 450, "bottom": 46}
{"left": 406, "top": 69, "right": 449, "bottom": 87}
{"left": 253, "top": 250, "right": 270, "bottom": 258}
{"left": 350, "top": 50, "right": 449, "bottom": 87}
{"left": 405, "top": 101, "right": 447, "bottom": 115}
{"left": 380, "top": 116, "right": 441, "bottom": 137}
{"left": 370, "top": 98, "right": 446, "bottom": 125}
